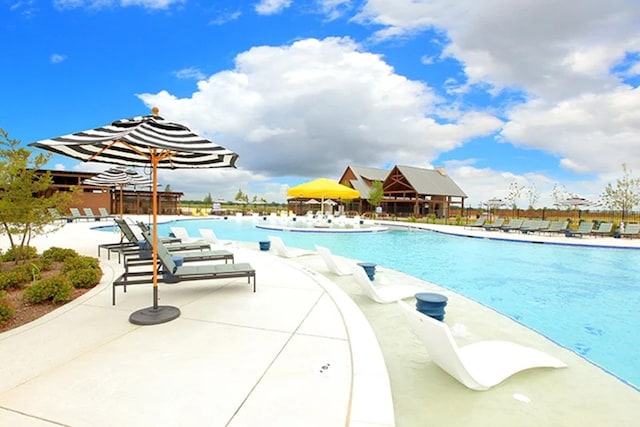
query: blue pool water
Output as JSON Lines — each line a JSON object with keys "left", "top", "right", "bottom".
{"left": 150, "top": 218, "right": 640, "bottom": 389}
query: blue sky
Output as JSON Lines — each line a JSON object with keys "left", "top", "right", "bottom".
{"left": 2, "top": 0, "right": 639, "bottom": 208}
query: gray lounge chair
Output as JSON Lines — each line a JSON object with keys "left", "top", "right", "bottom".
{"left": 591, "top": 222, "right": 613, "bottom": 237}
{"left": 112, "top": 230, "right": 256, "bottom": 304}
{"left": 465, "top": 218, "right": 486, "bottom": 229}
{"left": 519, "top": 219, "right": 543, "bottom": 234}
{"left": 99, "top": 218, "right": 206, "bottom": 261}
{"left": 98, "top": 207, "right": 116, "bottom": 219}
{"left": 70, "top": 207, "right": 89, "bottom": 221}
{"left": 500, "top": 219, "right": 523, "bottom": 232}
{"left": 83, "top": 207, "right": 102, "bottom": 221}
{"left": 483, "top": 218, "right": 505, "bottom": 231}
{"left": 565, "top": 221, "right": 594, "bottom": 238}
{"left": 620, "top": 223, "right": 640, "bottom": 238}
{"left": 48, "top": 208, "right": 73, "bottom": 223}
{"left": 540, "top": 220, "right": 568, "bottom": 235}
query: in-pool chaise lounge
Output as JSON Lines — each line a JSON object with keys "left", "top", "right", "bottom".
{"left": 268, "top": 235, "right": 314, "bottom": 258}
{"left": 199, "top": 228, "right": 233, "bottom": 246}
{"left": 315, "top": 245, "right": 352, "bottom": 276}
{"left": 170, "top": 226, "right": 207, "bottom": 243}
{"left": 397, "top": 300, "right": 567, "bottom": 391}
{"left": 353, "top": 263, "right": 422, "bottom": 304}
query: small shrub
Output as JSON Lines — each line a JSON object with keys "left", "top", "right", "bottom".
{"left": 42, "top": 247, "right": 79, "bottom": 262}
{"left": 23, "top": 275, "right": 74, "bottom": 304}
{"left": 67, "top": 267, "right": 103, "bottom": 289}
{"left": 33, "top": 257, "right": 54, "bottom": 271}
{"left": 2, "top": 246, "right": 38, "bottom": 262}
{"left": 61, "top": 256, "right": 100, "bottom": 274}
{"left": 0, "top": 263, "right": 40, "bottom": 291}
{"left": 0, "top": 291, "right": 14, "bottom": 322}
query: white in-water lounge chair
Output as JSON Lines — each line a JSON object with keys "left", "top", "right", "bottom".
{"left": 268, "top": 235, "right": 314, "bottom": 258}
{"left": 397, "top": 300, "right": 567, "bottom": 391}
{"left": 315, "top": 245, "right": 352, "bottom": 276}
{"left": 170, "top": 226, "right": 207, "bottom": 243}
{"left": 199, "top": 228, "right": 233, "bottom": 246}
{"left": 353, "top": 263, "right": 422, "bottom": 304}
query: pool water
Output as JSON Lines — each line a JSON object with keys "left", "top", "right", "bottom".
{"left": 152, "top": 218, "right": 640, "bottom": 389}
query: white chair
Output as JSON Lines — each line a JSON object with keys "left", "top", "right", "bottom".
{"left": 170, "top": 226, "right": 206, "bottom": 243}
{"left": 397, "top": 300, "right": 567, "bottom": 391}
{"left": 315, "top": 245, "right": 352, "bottom": 276}
{"left": 199, "top": 228, "right": 232, "bottom": 246}
{"left": 352, "top": 263, "right": 422, "bottom": 304}
{"left": 268, "top": 236, "right": 314, "bottom": 258}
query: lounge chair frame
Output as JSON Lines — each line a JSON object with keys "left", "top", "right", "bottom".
{"left": 112, "top": 230, "right": 255, "bottom": 305}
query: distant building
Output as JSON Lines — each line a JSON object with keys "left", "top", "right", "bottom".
{"left": 39, "top": 169, "right": 184, "bottom": 215}
{"left": 339, "top": 165, "right": 467, "bottom": 218}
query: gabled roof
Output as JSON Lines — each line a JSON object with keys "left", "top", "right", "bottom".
{"left": 348, "top": 166, "right": 389, "bottom": 182}
{"left": 346, "top": 166, "right": 389, "bottom": 198}
{"left": 394, "top": 165, "right": 467, "bottom": 198}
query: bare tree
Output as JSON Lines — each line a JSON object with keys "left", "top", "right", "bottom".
{"left": 505, "top": 182, "right": 524, "bottom": 213}
{"left": 525, "top": 183, "right": 539, "bottom": 209}
{"left": 600, "top": 164, "right": 640, "bottom": 220}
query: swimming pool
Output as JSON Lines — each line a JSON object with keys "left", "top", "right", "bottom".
{"left": 153, "top": 218, "right": 640, "bottom": 389}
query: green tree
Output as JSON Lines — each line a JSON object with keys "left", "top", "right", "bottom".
{"left": 235, "top": 189, "right": 248, "bottom": 203}
{"left": 203, "top": 193, "right": 212, "bottom": 206}
{"left": 164, "top": 184, "right": 172, "bottom": 192}
{"left": 368, "top": 181, "right": 384, "bottom": 215}
{"left": 0, "top": 129, "right": 76, "bottom": 262}
{"left": 600, "top": 164, "right": 640, "bottom": 220}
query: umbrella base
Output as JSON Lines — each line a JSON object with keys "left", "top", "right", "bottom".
{"left": 129, "top": 305, "right": 181, "bottom": 325}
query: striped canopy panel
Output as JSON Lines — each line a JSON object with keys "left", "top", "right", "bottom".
{"left": 29, "top": 113, "right": 238, "bottom": 169}
{"left": 83, "top": 166, "right": 152, "bottom": 188}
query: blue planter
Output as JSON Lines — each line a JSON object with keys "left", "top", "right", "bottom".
{"left": 357, "top": 262, "right": 377, "bottom": 281}
{"left": 259, "top": 241, "right": 271, "bottom": 251}
{"left": 415, "top": 292, "right": 448, "bottom": 321}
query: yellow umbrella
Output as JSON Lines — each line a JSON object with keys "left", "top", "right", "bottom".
{"left": 287, "top": 178, "right": 359, "bottom": 214}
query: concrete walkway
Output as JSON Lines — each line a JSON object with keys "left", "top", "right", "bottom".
{"left": 0, "top": 217, "right": 639, "bottom": 426}
{"left": 0, "top": 217, "right": 393, "bottom": 426}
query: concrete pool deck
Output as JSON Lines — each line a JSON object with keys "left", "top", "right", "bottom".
{"left": 0, "top": 216, "right": 638, "bottom": 426}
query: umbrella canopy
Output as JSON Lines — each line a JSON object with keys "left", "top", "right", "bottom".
{"left": 29, "top": 108, "right": 239, "bottom": 325}
{"left": 287, "top": 178, "right": 359, "bottom": 199}
{"left": 303, "top": 198, "right": 320, "bottom": 204}
{"left": 287, "top": 178, "right": 359, "bottom": 214}
{"left": 83, "top": 166, "right": 153, "bottom": 217}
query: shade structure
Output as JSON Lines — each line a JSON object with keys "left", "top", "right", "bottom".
{"left": 83, "top": 166, "right": 152, "bottom": 217}
{"left": 29, "top": 108, "right": 238, "bottom": 325}
{"left": 287, "top": 178, "right": 359, "bottom": 214}
{"left": 561, "top": 195, "right": 598, "bottom": 222}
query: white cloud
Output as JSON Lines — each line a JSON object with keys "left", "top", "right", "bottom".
{"left": 209, "top": 10, "right": 242, "bottom": 26}
{"left": 137, "top": 37, "right": 502, "bottom": 188}
{"left": 53, "top": 0, "right": 184, "bottom": 9}
{"left": 174, "top": 67, "right": 206, "bottom": 80}
{"left": 352, "top": 0, "right": 640, "bottom": 182}
{"left": 254, "top": 0, "right": 291, "bottom": 15}
{"left": 50, "top": 53, "right": 67, "bottom": 64}
{"left": 317, "top": 0, "right": 353, "bottom": 21}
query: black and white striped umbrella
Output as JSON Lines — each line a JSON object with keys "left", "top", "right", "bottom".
{"left": 29, "top": 108, "right": 239, "bottom": 325}
{"left": 83, "top": 166, "right": 153, "bottom": 217}
{"left": 29, "top": 109, "right": 238, "bottom": 169}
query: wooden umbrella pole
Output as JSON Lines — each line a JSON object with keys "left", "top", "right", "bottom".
{"left": 152, "top": 152, "right": 159, "bottom": 310}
